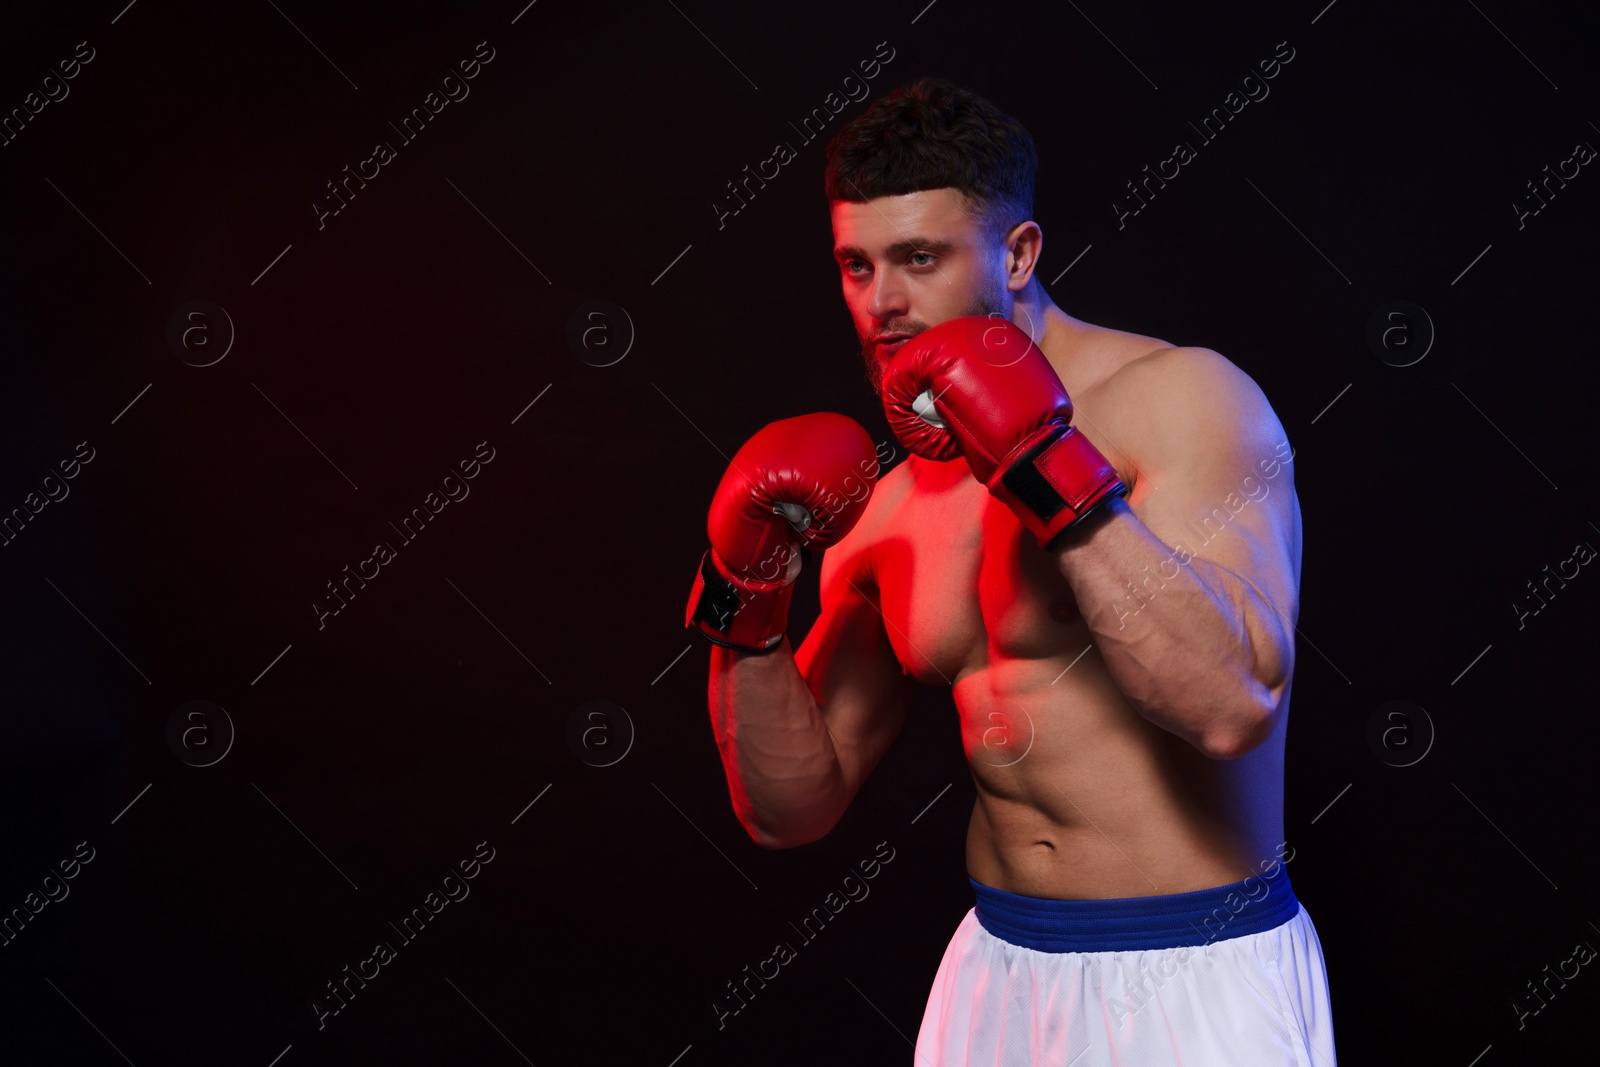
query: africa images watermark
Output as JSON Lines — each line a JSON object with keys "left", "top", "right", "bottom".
{"left": 1113, "top": 40, "right": 1297, "bottom": 230}
{"left": 712, "top": 40, "right": 897, "bottom": 230}
{"left": 314, "top": 41, "right": 497, "bottom": 230}
{"left": 313, "top": 440, "right": 496, "bottom": 630}
{"left": 1114, "top": 439, "right": 1295, "bottom": 628}
{"left": 0, "top": 39, "right": 96, "bottom": 149}
{"left": 0, "top": 840, "right": 97, "bottom": 948}
{"left": 1111, "top": 841, "right": 1296, "bottom": 1030}
{"left": 1511, "top": 926, "right": 1596, "bottom": 1031}
{"left": 311, "top": 840, "right": 497, "bottom": 1030}
{"left": 712, "top": 840, "right": 897, "bottom": 1029}
{"left": 744, "top": 436, "right": 899, "bottom": 582}
{"left": 1511, "top": 533, "right": 1594, "bottom": 631}
{"left": 1512, "top": 135, "right": 1594, "bottom": 231}
{"left": 1, "top": 440, "right": 96, "bottom": 550}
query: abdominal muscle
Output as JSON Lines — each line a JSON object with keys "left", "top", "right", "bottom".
{"left": 954, "top": 649, "right": 1286, "bottom": 901}
{"left": 875, "top": 461, "right": 1285, "bottom": 903}
{"left": 861, "top": 315, "right": 1293, "bottom": 901}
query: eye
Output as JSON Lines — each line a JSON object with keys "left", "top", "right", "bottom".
{"left": 909, "top": 251, "right": 936, "bottom": 267}
{"left": 843, "top": 258, "right": 868, "bottom": 275}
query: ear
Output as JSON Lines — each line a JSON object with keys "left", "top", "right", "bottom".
{"left": 1004, "top": 220, "right": 1043, "bottom": 291}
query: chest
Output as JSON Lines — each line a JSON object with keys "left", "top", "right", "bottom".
{"left": 870, "top": 463, "right": 1089, "bottom": 686}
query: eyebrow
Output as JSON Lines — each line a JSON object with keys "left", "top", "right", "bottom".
{"left": 832, "top": 237, "right": 958, "bottom": 261}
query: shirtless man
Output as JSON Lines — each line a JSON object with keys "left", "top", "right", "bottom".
{"left": 684, "top": 77, "right": 1336, "bottom": 1065}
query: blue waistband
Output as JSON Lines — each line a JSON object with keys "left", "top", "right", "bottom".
{"left": 970, "top": 861, "right": 1297, "bottom": 953}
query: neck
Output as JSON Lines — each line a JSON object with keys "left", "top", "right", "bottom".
{"left": 1012, "top": 280, "right": 1097, "bottom": 383}
{"left": 1013, "top": 279, "right": 1085, "bottom": 346}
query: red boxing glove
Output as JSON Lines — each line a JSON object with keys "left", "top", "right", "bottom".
{"left": 881, "top": 315, "right": 1127, "bottom": 550}
{"left": 686, "top": 412, "right": 880, "bottom": 653}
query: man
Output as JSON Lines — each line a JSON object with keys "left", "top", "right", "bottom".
{"left": 685, "top": 77, "right": 1335, "bottom": 1065}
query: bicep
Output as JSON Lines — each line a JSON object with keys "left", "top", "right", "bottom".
{"left": 1125, "top": 350, "right": 1302, "bottom": 678}
{"left": 793, "top": 547, "right": 914, "bottom": 799}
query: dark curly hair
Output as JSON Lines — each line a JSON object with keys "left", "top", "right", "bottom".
{"left": 823, "top": 76, "right": 1038, "bottom": 241}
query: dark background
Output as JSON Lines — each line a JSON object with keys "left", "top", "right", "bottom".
{"left": 1, "top": 0, "right": 1595, "bottom": 1063}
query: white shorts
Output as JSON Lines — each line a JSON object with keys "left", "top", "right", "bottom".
{"left": 915, "top": 862, "right": 1336, "bottom": 1066}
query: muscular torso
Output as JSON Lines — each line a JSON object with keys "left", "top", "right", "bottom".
{"left": 853, "top": 319, "right": 1288, "bottom": 900}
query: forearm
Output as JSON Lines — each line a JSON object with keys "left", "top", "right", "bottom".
{"left": 707, "top": 638, "right": 849, "bottom": 847}
{"left": 1053, "top": 497, "right": 1291, "bottom": 758}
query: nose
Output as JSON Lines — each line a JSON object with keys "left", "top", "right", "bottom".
{"left": 867, "top": 270, "right": 907, "bottom": 322}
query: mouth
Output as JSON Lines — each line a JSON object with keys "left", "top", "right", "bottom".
{"left": 874, "top": 334, "right": 912, "bottom": 356}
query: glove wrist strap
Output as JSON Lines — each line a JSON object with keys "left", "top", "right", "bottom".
{"left": 990, "top": 424, "right": 1128, "bottom": 550}
{"left": 685, "top": 548, "right": 804, "bottom": 654}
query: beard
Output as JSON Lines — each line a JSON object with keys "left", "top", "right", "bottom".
{"left": 859, "top": 283, "right": 1009, "bottom": 398}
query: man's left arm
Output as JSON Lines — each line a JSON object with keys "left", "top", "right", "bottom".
{"left": 1054, "top": 347, "right": 1303, "bottom": 760}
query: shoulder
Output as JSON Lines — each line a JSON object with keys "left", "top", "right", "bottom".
{"left": 1070, "top": 342, "right": 1293, "bottom": 503}
{"left": 1047, "top": 320, "right": 1172, "bottom": 397}
{"left": 1093, "top": 345, "right": 1282, "bottom": 449}
{"left": 1114, "top": 345, "right": 1264, "bottom": 406}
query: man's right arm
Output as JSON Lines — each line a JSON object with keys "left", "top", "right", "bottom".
{"left": 707, "top": 541, "right": 913, "bottom": 849}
